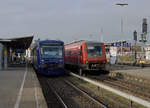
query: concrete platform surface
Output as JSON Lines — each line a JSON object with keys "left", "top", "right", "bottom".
{"left": 0, "top": 65, "right": 47, "bottom": 108}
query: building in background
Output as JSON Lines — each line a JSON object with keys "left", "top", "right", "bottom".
{"left": 105, "top": 40, "right": 150, "bottom": 64}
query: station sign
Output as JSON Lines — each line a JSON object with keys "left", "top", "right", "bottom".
{"left": 113, "top": 42, "right": 131, "bottom": 47}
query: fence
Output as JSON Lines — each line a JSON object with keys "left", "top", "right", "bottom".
{"left": 107, "top": 52, "right": 150, "bottom": 65}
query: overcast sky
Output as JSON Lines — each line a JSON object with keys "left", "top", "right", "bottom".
{"left": 0, "top": 0, "right": 150, "bottom": 43}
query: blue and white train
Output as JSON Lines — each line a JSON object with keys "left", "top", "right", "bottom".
{"left": 31, "top": 40, "right": 64, "bottom": 75}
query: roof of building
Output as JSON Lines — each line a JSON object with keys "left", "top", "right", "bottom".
{"left": 0, "top": 35, "right": 34, "bottom": 51}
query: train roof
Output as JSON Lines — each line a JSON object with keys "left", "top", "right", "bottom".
{"left": 65, "top": 40, "right": 103, "bottom": 45}
{"left": 39, "top": 40, "right": 64, "bottom": 43}
{"left": 0, "top": 35, "right": 34, "bottom": 50}
{"left": 31, "top": 40, "right": 64, "bottom": 49}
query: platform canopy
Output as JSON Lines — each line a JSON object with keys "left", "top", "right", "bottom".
{"left": 0, "top": 35, "right": 34, "bottom": 53}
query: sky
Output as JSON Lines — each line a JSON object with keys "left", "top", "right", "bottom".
{"left": 0, "top": 0, "right": 150, "bottom": 43}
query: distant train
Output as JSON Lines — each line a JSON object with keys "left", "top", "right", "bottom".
{"left": 65, "top": 40, "right": 107, "bottom": 75}
{"left": 31, "top": 40, "right": 64, "bottom": 75}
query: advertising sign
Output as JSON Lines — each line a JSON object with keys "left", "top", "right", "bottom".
{"left": 110, "top": 47, "right": 117, "bottom": 56}
{"left": 109, "top": 47, "right": 117, "bottom": 64}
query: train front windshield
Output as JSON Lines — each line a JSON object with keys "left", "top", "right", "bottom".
{"left": 86, "top": 43, "right": 102, "bottom": 58}
{"left": 40, "top": 45, "right": 63, "bottom": 59}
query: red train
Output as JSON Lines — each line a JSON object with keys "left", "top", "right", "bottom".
{"left": 65, "top": 40, "right": 107, "bottom": 75}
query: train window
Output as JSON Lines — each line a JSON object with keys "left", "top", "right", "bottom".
{"left": 86, "top": 43, "right": 102, "bottom": 57}
{"left": 40, "top": 46, "right": 63, "bottom": 58}
{"left": 80, "top": 46, "right": 82, "bottom": 54}
{"left": 88, "top": 46, "right": 94, "bottom": 49}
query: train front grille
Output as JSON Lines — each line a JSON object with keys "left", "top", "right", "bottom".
{"left": 46, "top": 63, "right": 58, "bottom": 68}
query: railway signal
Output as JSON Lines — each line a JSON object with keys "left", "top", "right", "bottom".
{"left": 133, "top": 30, "right": 137, "bottom": 41}
{"left": 140, "top": 18, "right": 147, "bottom": 43}
{"left": 139, "top": 18, "right": 148, "bottom": 66}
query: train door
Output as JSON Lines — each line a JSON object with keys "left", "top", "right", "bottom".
{"left": 78, "top": 46, "right": 83, "bottom": 75}
{"left": 80, "top": 46, "right": 83, "bottom": 64}
{"left": 78, "top": 46, "right": 82, "bottom": 65}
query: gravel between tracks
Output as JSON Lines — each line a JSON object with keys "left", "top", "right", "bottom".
{"left": 37, "top": 75, "right": 65, "bottom": 108}
{"left": 48, "top": 77, "right": 104, "bottom": 108}
{"left": 88, "top": 74, "right": 150, "bottom": 101}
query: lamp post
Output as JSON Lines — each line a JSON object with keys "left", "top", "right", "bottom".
{"left": 133, "top": 30, "right": 137, "bottom": 64}
{"left": 116, "top": 3, "right": 128, "bottom": 64}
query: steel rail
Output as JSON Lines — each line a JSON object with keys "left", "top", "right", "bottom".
{"left": 108, "top": 72, "right": 150, "bottom": 90}
{"left": 91, "top": 74, "right": 150, "bottom": 100}
{"left": 69, "top": 72, "right": 150, "bottom": 108}
{"left": 115, "top": 78, "right": 150, "bottom": 91}
{"left": 111, "top": 79, "right": 150, "bottom": 95}
{"left": 64, "top": 79, "right": 108, "bottom": 108}
{"left": 47, "top": 81, "right": 68, "bottom": 108}
{"left": 90, "top": 74, "right": 150, "bottom": 100}
{"left": 104, "top": 80, "right": 150, "bottom": 100}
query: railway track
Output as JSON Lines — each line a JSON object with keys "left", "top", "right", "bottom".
{"left": 47, "top": 81, "right": 68, "bottom": 108}
{"left": 37, "top": 68, "right": 150, "bottom": 108}
{"left": 64, "top": 79, "right": 107, "bottom": 108}
{"left": 66, "top": 70, "right": 150, "bottom": 108}
{"left": 66, "top": 76, "right": 131, "bottom": 108}
{"left": 72, "top": 69, "right": 150, "bottom": 101}
{"left": 37, "top": 75, "right": 67, "bottom": 108}
{"left": 88, "top": 74, "right": 150, "bottom": 101}
{"left": 38, "top": 74, "right": 107, "bottom": 108}
{"left": 47, "top": 77, "right": 107, "bottom": 108}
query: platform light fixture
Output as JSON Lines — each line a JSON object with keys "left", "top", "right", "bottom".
{"left": 115, "top": 3, "right": 128, "bottom": 64}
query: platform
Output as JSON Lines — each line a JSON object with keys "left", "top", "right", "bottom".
{"left": 0, "top": 64, "right": 47, "bottom": 108}
{"left": 109, "top": 64, "right": 150, "bottom": 81}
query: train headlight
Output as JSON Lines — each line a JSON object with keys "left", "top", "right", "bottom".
{"left": 41, "top": 59, "right": 44, "bottom": 62}
{"left": 40, "top": 59, "right": 45, "bottom": 64}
